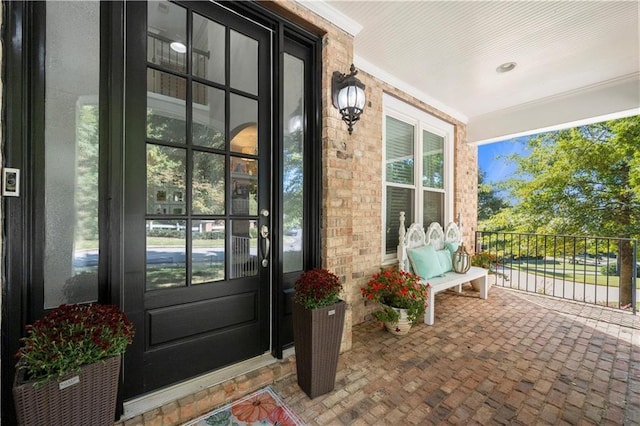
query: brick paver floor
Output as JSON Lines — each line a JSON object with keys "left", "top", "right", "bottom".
{"left": 272, "top": 286, "right": 640, "bottom": 425}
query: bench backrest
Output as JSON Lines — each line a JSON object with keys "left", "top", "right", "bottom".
{"left": 397, "top": 211, "right": 462, "bottom": 272}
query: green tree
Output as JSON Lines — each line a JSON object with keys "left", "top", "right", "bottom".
{"left": 502, "top": 116, "right": 640, "bottom": 306}
{"left": 283, "top": 130, "right": 304, "bottom": 231}
{"left": 477, "top": 169, "right": 509, "bottom": 222}
{"left": 75, "top": 105, "right": 100, "bottom": 241}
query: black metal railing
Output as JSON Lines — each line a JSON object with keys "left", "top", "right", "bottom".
{"left": 475, "top": 231, "right": 638, "bottom": 313}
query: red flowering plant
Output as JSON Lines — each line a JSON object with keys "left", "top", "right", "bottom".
{"left": 471, "top": 251, "right": 498, "bottom": 269}
{"left": 293, "top": 268, "right": 343, "bottom": 309}
{"left": 15, "top": 303, "right": 135, "bottom": 387}
{"left": 361, "top": 268, "right": 429, "bottom": 324}
{"left": 472, "top": 251, "right": 508, "bottom": 279}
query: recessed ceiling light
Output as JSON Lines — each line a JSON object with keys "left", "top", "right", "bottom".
{"left": 496, "top": 62, "right": 517, "bottom": 73}
{"left": 170, "top": 41, "right": 187, "bottom": 54}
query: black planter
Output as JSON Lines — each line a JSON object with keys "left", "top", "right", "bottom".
{"left": 292, "top": 300, "right": 346, "bottom": 398}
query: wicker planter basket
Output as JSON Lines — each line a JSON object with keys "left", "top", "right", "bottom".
{"left": 13, "top": 355, "right": 121, "bottom": 426}
{"left": 292, "top": 300, "right": 346, "bottom": 398}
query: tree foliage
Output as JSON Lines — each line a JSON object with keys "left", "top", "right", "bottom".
{"left": 75, "top": 105, "right": 100, "bottom": 241}
{"left": 495, "top": 116, "right": 640, "bottom": 306}
{"left": 283, "top": 130, "right": 303, "bottom": 231}
{"left": 477, "top": 169, "right": 509, "bottom": 222}
{"left": 501, "top": 116, "right": 639, "bottom": 238}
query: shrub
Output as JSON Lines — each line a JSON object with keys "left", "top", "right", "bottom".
{"left": 361, "top": 268, "right": 428, "bottom": 324}
{"left": 601, "top": 263, "right": 618, "bottom": 276}
{"left": 293, "top": 269, "right": 343, "bottom": 309}
{"left": 16, "top": 304, "right": 135, "bottom": 386}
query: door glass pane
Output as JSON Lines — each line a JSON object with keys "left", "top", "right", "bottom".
{"left": 231, "top": 157, "right": 257, "bottom": 216}
{"left": 386, "top": 116, "right": 414, "bottom": 185}
{"left": 423, "top": 191, "right": 444, "bottom": 226}
{"left": 192, "top": 220, "right": 225, "bottom": 284}
{"left": 147, "top": 145, "right": 187, "bottom": 215}
{"left": 193, "top": 151, "right": 225, "bottom": 215}
{"left": 230, "top": 30, "right": 258, "bottom": 95}
{"left": 423, "top": 130, "right": 444, "bottom": 189}
{"left": 192, "top": 82, "right": 225, "bottom": 149}
{"left": 386, "top": 187, "right": 414, "bottom": 255}
{"left": 192, "top": 13, "right": 225, "bottom": 84}
{"left": 230, "top": 220, "right": 258, "bottom": 278}
{"left": 230, "top": 94, "right": 258, "bottom": 155}
{"left": 44, "top": 1, "right": 100, "bottom": 308}
{"left": 146, "top": 220, "right": 186, "bottom": 290}
{"left": 147, "top": 1, "right": 187, "bottom": 73}
{"left": 283, "top": 53, "right": 304, "bottom": 273}
{"left": 144, "top": 3, "right": 267, "bottom": 292}
{"left": 147, "top": 68, "right": 187, "bottom": 143}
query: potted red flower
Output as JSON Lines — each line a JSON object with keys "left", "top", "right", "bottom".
{"left": 361, "top": 268, "right": 428, "bottom": 335}
{"left": 13, "top": 303, "right": 135, "bottom": 426}
{"left": 292, "top": 268, "right": 345, "bottom": 398}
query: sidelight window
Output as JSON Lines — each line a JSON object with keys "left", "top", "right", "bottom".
{"left": 43, "top": 1, "right": 101, "bottom": 308}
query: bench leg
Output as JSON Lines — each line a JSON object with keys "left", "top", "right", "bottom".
{"left": 424, "top": 290, "right": 435, "bottom": 325}
{"left": 455, "top": 284, "right": 462, "bottom": 293}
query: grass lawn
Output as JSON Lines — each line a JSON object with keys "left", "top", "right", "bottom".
{"left": 503, "top": 260, "right": 625, "bottom": 287}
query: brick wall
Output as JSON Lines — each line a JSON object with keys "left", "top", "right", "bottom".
{"left": 271, "top": 1, "right": 478, "bottom": 352}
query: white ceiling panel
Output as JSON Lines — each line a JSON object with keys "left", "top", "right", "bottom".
{"left": 303, "top": 0, "right": 640, "bottom": 142}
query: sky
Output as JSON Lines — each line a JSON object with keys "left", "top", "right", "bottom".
{"left": 477, "top": 136, "right": 532, "bottom": 184}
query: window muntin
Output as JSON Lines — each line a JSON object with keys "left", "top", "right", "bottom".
{"left": 382, "top": 95, "right": 454, "bottom": 259}
{"left": 146, "top": 0, "right": 262, "bottom": 290}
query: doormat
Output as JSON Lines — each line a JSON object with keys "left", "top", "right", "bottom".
{"left": 183, "top": 386, "right": 305, "bottom": 426}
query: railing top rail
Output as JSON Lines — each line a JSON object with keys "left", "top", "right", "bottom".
{"left": 477, "top": 231, "right": 637, "bottom": 243}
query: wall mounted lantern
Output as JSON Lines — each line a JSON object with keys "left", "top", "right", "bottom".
{"left": 332, "top": 64, "right": 366, "bottom": 135}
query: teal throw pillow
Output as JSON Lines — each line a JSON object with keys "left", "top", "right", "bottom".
{"left": 407, "top": 245, "right": 444, "bottom": 279}
{"left": 436, "top": 249, "right": 453, "bottom": 273}
{"left": 444, "top": 241, "right": 460, "bottom": 256}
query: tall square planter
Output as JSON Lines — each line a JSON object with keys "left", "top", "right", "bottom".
{"left": 292, "top": 300, "right": 346, "bottom": 398}
{"left": 13, "top": 355, "right": 121, "bottom": 426}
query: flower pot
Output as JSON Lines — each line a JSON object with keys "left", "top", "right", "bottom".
{"left": 382, "top": 305, "right": 412, "bottom": 335}
{"left": 292, "top": 300, "right": 346, "bottom": 398}
{"left": 13, "top": 355, "right": 121, "bottom": 426}
{"left": 471, "top": 274, "right": 495, "bottom": 291}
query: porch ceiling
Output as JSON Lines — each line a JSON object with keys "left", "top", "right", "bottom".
{"left": 300, "top": 0, "right": 640, "bottom": 143}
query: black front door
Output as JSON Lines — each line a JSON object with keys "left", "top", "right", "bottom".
{"left": 122, "top": 1, "right": 272, "bottom": 397}
{"left": 2, "top": 2, "right": 321, "bottom": 416}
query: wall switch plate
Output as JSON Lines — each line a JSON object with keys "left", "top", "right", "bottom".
{"left": 3, "top": 168, "right": 20, "bottom": 197}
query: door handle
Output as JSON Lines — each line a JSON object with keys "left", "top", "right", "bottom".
{"left": 260, "top": 224, "right": 270, "bottom": 267}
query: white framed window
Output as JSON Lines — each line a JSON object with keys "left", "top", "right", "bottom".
{"left": 382, "top": 94, "right": 454, "bottom": 261}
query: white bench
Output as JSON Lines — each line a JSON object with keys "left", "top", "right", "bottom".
{"left": 397, "top": 212, "right": 488, "bottom": 325}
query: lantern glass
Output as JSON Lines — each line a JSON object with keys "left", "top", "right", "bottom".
{"left": 353, "top": 85, "right": 366, "bottom": 109}
{"left": 336, "top": 86, "right": 350, "bottom": 110}
{"left": 337, "top": 84, "right": 365, "bottom": 112}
